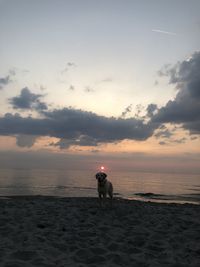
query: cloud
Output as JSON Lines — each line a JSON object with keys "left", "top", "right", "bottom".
{"left": 190, "top": 136, "right": 198, "bottom": 141}
{"left": 134, "top": 104, "right": 145, "bottom": 118}
{"left": 121, "top": 104, "right": 132, "bottom": 118}
{"left": 152, "top": 29, "right": 177, "bottom": 36}
{"left": 154, "top": 80, "right": 159, "bottom": 86}
{"left": 154, "top": 129, "right": 173, "bottom": 139}
{"left": 152, "top": 51, "right": 200, "bottom": 135}
{"left": 67, "top": 62, "right": 76, "bottom": 67}
{"left": 16, "top": 135, "right": 38, "bottom": 147}
{"left": 8, "top": 68, "right": 16, "bottom": 76}
{"left": 40, "top": 85, "right": 46, "bottom": 91}
{"left": 0, "top": 108, "right": 158, "bottom": 149}
{"left": 146, "top": 104, "right": 158, "bottom": 118}
{"left": 101, "top": 77, "right": 113, "bottom": 83}
{"left": 9, "top": 87, "right": 48, "bottom": 111}
{"left": 2, "top": 51, "right": 198, "bottom": 149}
{"left": 159, "top": 141, "right": 167, "bottom": 145}
{"left": 61, "top": 62, "right": 76, "bottom": 74}
{"left": 69, "top": 85, "right": 75, "bottom": 91}
{"left": 50, "top": 135, "right": 98, "bottom": 149}
{"left": 173, "top": 137, "right": 187, "bottom": 144}
{"left": 0, "top": 69, "right": 16, "bottom": 90}
{"left": 0, "top": 76, "right": 11, "bottom": 89}
{"left": 157, "top": 63, "right": 173, "bottom": 79}
{"left": 84, "top": 86, "right": 95, "bottom": 93}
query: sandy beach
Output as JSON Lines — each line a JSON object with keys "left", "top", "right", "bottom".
{"left": 0, "top": 196, "right": 200, "bottom": 267}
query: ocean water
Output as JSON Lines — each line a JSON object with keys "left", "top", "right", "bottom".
{"left": 0, "top": 168, "right": 200, "bottom": 204}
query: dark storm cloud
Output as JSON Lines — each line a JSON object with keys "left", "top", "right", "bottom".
{"left": 152, "top": 51, "right": 200, "bottom": 134}
{"left": 50, "top": 135, "right": 99, "bottom": 149}
{"left": 9, "top": 87, "right": 48, "bottom": 111}
{"left": 42, "top": 108, "right": 157, "bottom": 142}
{"left": 0, "top": 108, "right": 158, "bottom": 148}
{"left": 146, "top": 104, "right": 158, "bottom": 118}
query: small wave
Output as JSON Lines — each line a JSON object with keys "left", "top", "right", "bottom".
{"left": 135, "top": 192, "right": 165, "bottom": 198}
{"left": 134, "top": 192, "right": 189, "bottom": 201}
{"left": 56, "top": 186, "right": 70, "bottom": 190}
{"left": 187, "top": 188, "right": 200, "bottom": 192}
{"left": 133, "top": 192, "right": 200, "bottom": 205}
{"left": 183, "top": 193, "right": 200, "bottom": 199}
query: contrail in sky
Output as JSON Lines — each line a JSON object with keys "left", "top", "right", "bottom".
{"left": 152, "top": 29, "right": 177, "bottom": 36}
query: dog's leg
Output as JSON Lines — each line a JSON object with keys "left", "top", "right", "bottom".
{"left": 108, "top": 194, "right": 113, "bottom": 207}
{"left": 102, "top": 193, "right": 107, "bottom": 208}
{"left": 108, "top": 184, "right": 113, "bottom": 207}
{"left": 99, "top": 193, "right": 103, "bottom": 207}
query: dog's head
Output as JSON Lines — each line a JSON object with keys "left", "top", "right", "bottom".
{"left": 95, "top": 172, "right": 107, "bottom": 185}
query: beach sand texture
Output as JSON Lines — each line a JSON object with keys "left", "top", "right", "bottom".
{"left": 0, "top": 196, "right": 200, "bottom": 267}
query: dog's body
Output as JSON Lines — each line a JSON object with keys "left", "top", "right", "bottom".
{"left": 95, "top": 172, "right": 113, "bottom": 205}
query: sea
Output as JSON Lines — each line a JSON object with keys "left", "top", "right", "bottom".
{"left": 0, "top": 168, "right": 200, "bottom": 204}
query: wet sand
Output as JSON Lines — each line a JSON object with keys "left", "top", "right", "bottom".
{"left": 0, "top": 196, "right": 200, "bottom": 266}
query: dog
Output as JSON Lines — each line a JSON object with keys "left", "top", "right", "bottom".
{"left": 95, "top": 172, "right": 113, "bottom": 206}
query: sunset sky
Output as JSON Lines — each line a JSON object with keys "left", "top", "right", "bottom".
{"left": 0, "top": 0, "right": 199, "bottom": 173}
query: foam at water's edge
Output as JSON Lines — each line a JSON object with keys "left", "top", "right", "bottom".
{"left": 129, "top": 192, "right": 200, "bottom": 205}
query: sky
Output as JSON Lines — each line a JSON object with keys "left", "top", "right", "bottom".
{"left": 0, "top": 0, "right": 200, "bottom": 173}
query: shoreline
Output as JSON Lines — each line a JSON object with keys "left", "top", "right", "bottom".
{"left": 1, "top": 196, "right": 200, "bottom": 266}
{"left": 1, "top": 193, "right": 200, "bottom": 206}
